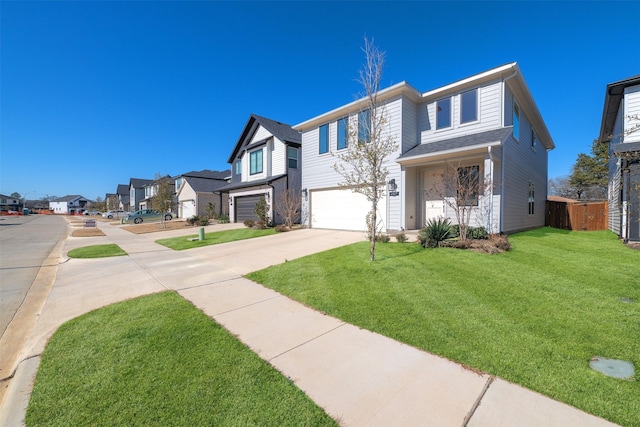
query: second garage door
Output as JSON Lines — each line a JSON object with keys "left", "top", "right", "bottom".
{"left": 310, "top": 189, "right": 386, "bottom": 231}
{"left": 235, "top": 195, "right": 262, "bottom": 222}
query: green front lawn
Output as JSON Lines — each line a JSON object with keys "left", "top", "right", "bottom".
{"left": 247, "top": 229, "right": 640, "bottom": 427}
{"left": 156, "top": 228, "right": 276, "bottom": 250}
{"left": 67, "top": 244, "right": 126, "bottom": 258}
{"left": 26, "top": 292, "right": 336, "bottom": 426}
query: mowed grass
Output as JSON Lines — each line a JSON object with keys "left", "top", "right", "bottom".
{"left": 26, "top": 292, "right": 336, "bottom": 427}
{"left": 67, "top": 244, "right": 126, "bottom": 258}
{"left": 247, "top": 228, "right": 640, "bottom": 427}
{"left": 156, "top": 228, "right": 276, "bottom": 250}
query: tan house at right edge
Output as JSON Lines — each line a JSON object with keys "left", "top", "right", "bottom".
{"left": 295, "top": 62, "right": 555, "bottom": 233}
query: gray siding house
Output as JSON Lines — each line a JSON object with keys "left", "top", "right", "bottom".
{"left": 174, "top": 169, "right": 230, "bottom": 219}
{"left": 295, "top": 63, "right": 554, "bottom": 233}
{"left": 599, "top": 74, "right": 640, "bottom": 242}
{"left": 129, "top": 178, "right": 153, "bottom": 211}
{"left": 220, "top": 114, "right": 302, "bottom": 224}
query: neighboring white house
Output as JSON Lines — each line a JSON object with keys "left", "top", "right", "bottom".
{"left": 174, "top": 169, "right": 230, "bottom": 219}
{"left": 294, "top": 62, "right": 555, "bottom": 233}
{"left": 49, "top": 195, "right": 90, "bottom": 214}
{"left": 219, "top": 114, "right": 302, "bottom": 224}
{"left": 599, "top": 74, "right": 640, "bottom": 242}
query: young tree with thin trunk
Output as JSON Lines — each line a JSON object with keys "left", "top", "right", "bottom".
{"left": 274, "top": 186, "right": 301, "bottom": 229}
{"left": 152, "top": 174, "right": 174, "bottom": 228}
{"left": 333, "top": 37, "right": 397, "bottom": 261}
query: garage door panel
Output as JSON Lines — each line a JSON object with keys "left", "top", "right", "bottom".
{"left": 311, "top": 189, "right": 386, "bottom": 231}
{"left": 235, "top": 195, "right": 262, "bottom": 222}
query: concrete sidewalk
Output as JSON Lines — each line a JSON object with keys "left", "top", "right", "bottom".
{"left": 0, "top": 220, "right": 619, "bottom": 426}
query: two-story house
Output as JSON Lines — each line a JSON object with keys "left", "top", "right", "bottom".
{"left": 294, "top": 63, "right": 554, "bottom": 233}
{"left": 139, "top": 175, "right": 175, "bottom": 212}
{"left": 599, "top": 74, "right": 640, "bottom": 242}
{"left": 129, "top": 178, "right": 154, "bottom": 211}
{"left": 49, "top": 195, "right": 90, "bottom": 214}
{"left": 174, "top": 169, "right": 230, "bottom": 219}
{"left": 221, "top": 114, "right": 301, "bottom": 224}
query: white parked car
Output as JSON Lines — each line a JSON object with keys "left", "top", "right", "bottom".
{"left": 102, "top": 210, "right": 126, "bottom": 219}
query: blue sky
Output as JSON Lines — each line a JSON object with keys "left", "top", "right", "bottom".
{"left": 1, "top": 1, "right": 639, "bottom": 201}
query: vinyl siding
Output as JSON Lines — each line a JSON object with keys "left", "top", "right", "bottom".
{"left": 272, "top": 138, "right": 286, "bottom": 176}
{"left": 501, "top": 90, "right": 548, "bottom": 233}
{"left": 420, "top": 80, "right": 502, "bottom": 144}
{"left": 624, "top": 85, "right": 640, "bottom": 143}
{"left": 608, "top": 99, "right": 624, "bottom": 235}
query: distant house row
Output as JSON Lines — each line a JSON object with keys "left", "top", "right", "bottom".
{"left": 51, "top": 63, "right": 638, "bottom": 241}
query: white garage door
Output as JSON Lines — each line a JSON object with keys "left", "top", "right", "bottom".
{"left": 182, "top": 201, "right": 196, "bottom": 219}
{"left": 310, "top": 189, "right": 386, "bottom": 231}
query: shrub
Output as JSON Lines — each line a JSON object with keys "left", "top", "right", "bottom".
{"left": 197, "top": 217, "right": 210, "bottom": 227}
{"left": 218, "top": 214, "right": 229, "bottom": 224}
{"left": 419, "top": 217, "right": 452, "bottom": 248}
{"left": 255, "top": 220, "right": 267, "bottom": 230}
{"left": 254, "top": 197, "right": 270, "bottom": 225}
{"left": 187, "top": 215, "right": 200, "bottom": 226}
{"left": 395, "top": 232, "right": 408, "bottom": 243}
{"left": 468, "top": 226, "right": 488, "bottom": 240}
{"left": 275, "top": 225, "right": 289, "bottom": 233}
{"left": 376, "top": 234, "right": 390, "bottom": 243}
{"left": 243, "top": 219, "right": 255, "bottom": 228}
{"left": 491, "top": 234, "right": 511, "bottom": 251}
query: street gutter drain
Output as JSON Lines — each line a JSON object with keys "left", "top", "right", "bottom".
{"left": 590, "top": 357, "right": 635, "bottom": 379}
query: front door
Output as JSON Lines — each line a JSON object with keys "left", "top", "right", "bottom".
{"left": 424, "top": 169, "right": 445, "bottom": 225}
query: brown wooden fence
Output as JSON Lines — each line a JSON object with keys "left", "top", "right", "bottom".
{"left": 546, "top": 200, "right": 608, "bottom": 231}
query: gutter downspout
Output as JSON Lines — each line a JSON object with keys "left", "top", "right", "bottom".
{"left": 487, "top": 146, "right": 494, "bottom": 234}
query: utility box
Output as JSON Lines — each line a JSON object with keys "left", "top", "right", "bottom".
{"left": 22, "top": 208, "right": 29, "bottom": 215}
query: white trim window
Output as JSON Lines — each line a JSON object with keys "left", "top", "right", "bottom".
{"left": 319, "top": 124, "right": 329, "bottom": 154}
{"left": 287, "top": 146, "right": 298, "bottom": 169}
{"left": 513, "top": 102, "right": 520, "bottom": 141}
{"left": 337, "top": 117, "right": 348, "bottom": 150}
{"left": 250, "top": 149, "right": 263, "bottom": 175}
{"left": 436, "top": 98, "right": 452, "bottom": 129}
{"left": 461, "top": 89, "right": 478, "bottom": 124}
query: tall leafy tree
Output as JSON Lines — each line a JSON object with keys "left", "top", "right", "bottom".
{"left": 569, "top": 139, "right": 608, "bottom": 200}
{"left": 333, "top": 37, "right": 397, "bottom": 261}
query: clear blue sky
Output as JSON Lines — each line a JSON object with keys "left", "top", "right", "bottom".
{"left": 1, "top": 1, "right": 639, "bottom": 201}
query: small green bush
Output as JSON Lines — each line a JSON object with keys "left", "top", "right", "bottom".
{"left": 395, "top": 232, "right": 408, "bottom": 243}
{"left": 419, "top": 217, "right": 452, "bottom": 248}
{"left": 197, "top": 217, "right": 210, "bottom": 226}
{"left": 468, "top": 226, "right": 488, "bottom": 240}
{"left": 218, "top": 214, "right": 229, "bottom": 224}
{"left": 376, "top": 234, "right": 390, "bottom": 243}
{"left": 243, "top": 219, "right": 255, "bottom": 228}
{"left": 187, "top": 215, "right": 199, "bottom": 226}
{"left": 255, "top": 220, "right": 268, "bottom": 230}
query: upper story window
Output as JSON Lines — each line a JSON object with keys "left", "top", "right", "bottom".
{"left": 358, "top": 109, "right": 371, "bottom": 143}
{"left": 436, "top": 98, "right": 451, "bottom": 129}
{"left": 461, "top": 89, "right": 478, "bottom": 124}
{"left": 531, "top": 129, "right": 538, "bottom": 150}
{"left": 250, "top": 149, "right": 263, "bottom": 175}
{"left": 513, "top": 103, "right": 520, "bottom": 140}
{"left": 288, "top": 146, "right": 298, "bottom": 169}
{"left": 175, "top": 178, "right": 183, "bottom": 191}
{"left": 337, "top": 117, "right": 348, "bottom": 150}
{"left": 234, "top": 160, "right": 241, "bottom": 175}
{"left": 319, "top": 124, "right": 329, "bottom": 154}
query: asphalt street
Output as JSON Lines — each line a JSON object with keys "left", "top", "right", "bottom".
{"left": 0, "top": 215, "right": 67, "bottom": 337}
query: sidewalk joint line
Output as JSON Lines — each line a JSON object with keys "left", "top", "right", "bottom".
{"left": 177, "top": 276, "right": 244, "bottom": 290}
{"left": 268, "top": 322, "right": 347, "bottom": 362}
{"left": 461, "top": 374, "right": 495, "bottom": 427}
{"left": 212, "top": 294, "right": 284, "bottom": 316}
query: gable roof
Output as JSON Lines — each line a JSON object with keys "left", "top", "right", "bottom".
{"left": 52, "top": 195, "right": 88, "bottom": 202}
{"left": 176, "top": 169, "right": 230, "bottom": 180}
{"left": 227, "top": 114, "right": 301, "bottom": 163}
{"left": 215, "top": 173, "right": 288, "bottom": 193}
{"left": 130, "top": 178, "right": 154, "bottom": 189}
{"left": 116, "top": 184, "right": 129, "bottom": 195}
{"left": 598, "top": 74, "right": 640, "bottom": 143}
{"left": 184, "top": 176, "right": 230, "bottom": 193}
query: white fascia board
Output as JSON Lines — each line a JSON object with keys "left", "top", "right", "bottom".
{"left": 293, "top": 82, "right": 422, "bottom": 131}
{"left": 422, "top": 63, "right": 517, "bottom": 100}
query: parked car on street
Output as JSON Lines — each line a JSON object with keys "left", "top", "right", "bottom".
{"left": 102, "top": 210, "right": 126, "bottom": 219}
{"left": 124, "top": 210, "right": 173, "bottom": 224}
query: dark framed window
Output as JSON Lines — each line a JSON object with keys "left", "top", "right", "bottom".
{"left": 234, "top": 160, "right": 241, "bottom": 175}
{"left": 358, "top": 109, "right": 370, "bottom": 143}
{"left": 250, "top": 149, "right": 263, "bottom": 175}
{"left": 528, "top": 181, "right": 535, "bottom": 215}
{"left": 457, "top": 165, "right": 480, "bottom": 206}
{"left": 531, "top": 129, "right": 538, "bottom": 150}
{"left": 287, "top": 146, "right": 298, "bottom": 169}
{"left": 319, "top": 124, "right": 329, "bottom": 154}
{"left": 337, "top": 117, "right": 348, "bottom": 150}
{"left": 461, "top": 89, "right": 478, "bottom": 124}
{"left": 436, "top": 98, "right": 451, "bottom": 129}
{"left": 513, "top": 103, "right": 520, "bottom": 140}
